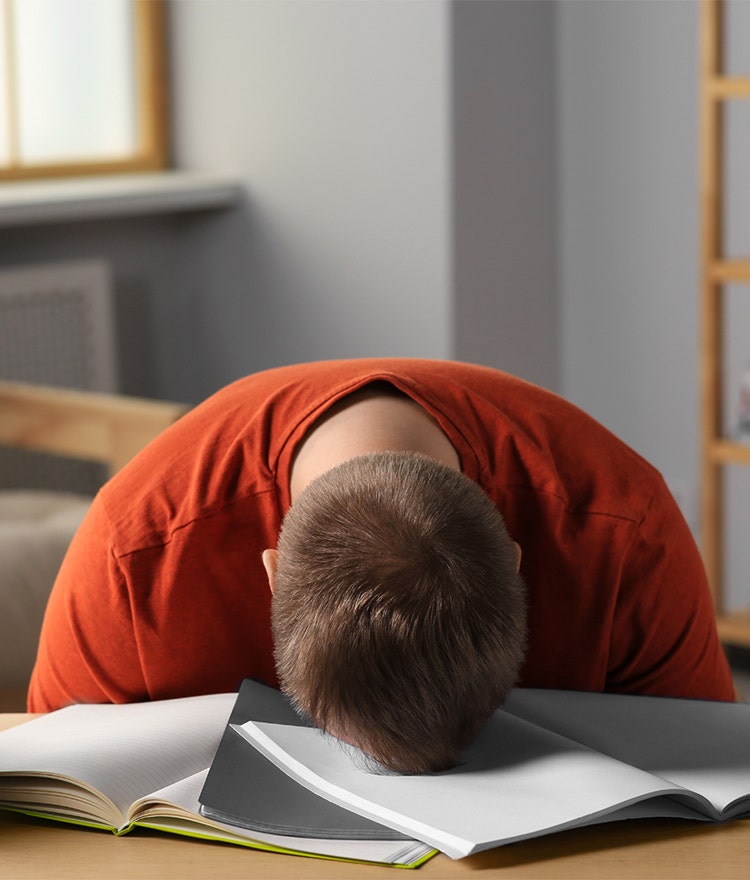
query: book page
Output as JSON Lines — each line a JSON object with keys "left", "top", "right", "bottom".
{"left": 0, "top": 692, "right": 235, "bottom": 827}
{"left": 503, "top": 690, "right": 750, "bottom": 818}
{"left": 232, "top": 710, "right": 691, "bottom": 859}
{"left": 133, "top": 768, "right": 434, "bottom": 867}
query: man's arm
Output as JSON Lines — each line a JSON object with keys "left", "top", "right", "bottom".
{"left": 28, "top": 494, "right": 147, "bottom": 711}
{"left": 607, "top": 477, "right": 736, "bottom": 703}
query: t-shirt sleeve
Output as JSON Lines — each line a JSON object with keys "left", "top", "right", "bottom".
{"left": 27, "top": 493, "right": 147, "bottom": 712}
{"left": 606, "top": 477, "right": 735, "bottom": 701}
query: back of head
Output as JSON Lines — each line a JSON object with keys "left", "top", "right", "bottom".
{"left": 271, "top": 451, "right": 527, "bottom": 773}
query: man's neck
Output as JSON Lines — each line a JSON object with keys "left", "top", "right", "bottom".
{"left": 289, "top": 384, "right": 460, "bottom": 501}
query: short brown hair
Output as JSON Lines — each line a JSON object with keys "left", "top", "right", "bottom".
{"left": 271, "top": 451, "right": 527, "bottom": 773}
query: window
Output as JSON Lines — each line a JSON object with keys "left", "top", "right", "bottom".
{"left": 0, "top": 0, "right": 167, "bottom": 180}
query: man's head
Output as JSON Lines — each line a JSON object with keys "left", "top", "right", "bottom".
{"left": 267, "top": 451, "right": 527, "bottom": 773}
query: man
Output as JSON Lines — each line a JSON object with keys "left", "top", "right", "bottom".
{"left": 29, "top": 359, "right": 736, "bottom": 771}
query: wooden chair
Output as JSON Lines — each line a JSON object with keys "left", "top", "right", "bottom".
{"left": 0, "top": 380, "right": 190, "bottom": 711}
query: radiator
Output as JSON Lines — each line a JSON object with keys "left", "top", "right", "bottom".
{"left": 0, "top": 259, "right": 118, "bottom": 492}
{"left": 0, "top": 259, "right": 117, "bottom": 390}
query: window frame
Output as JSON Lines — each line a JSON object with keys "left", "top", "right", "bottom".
{"left": 0, "top": 0, "right": 168, "bottom": 182}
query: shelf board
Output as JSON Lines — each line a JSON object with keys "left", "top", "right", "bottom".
{"left": 717, "top": 611, "right": 750, "bottom": 648}
{"left": 708, "top": 76, "right": 750, "bottom": 98}
{"left": 0, "top": 171, "right": 243, "bottom": 227}
{"left": 708, "top": 439, "right": 750, "bottom": 465}
{"left": 709, "top": 260, "right": 750, "bottom": 283}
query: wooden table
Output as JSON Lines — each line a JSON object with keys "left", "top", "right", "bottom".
{"left": 2, "top": 714, "right": 749, "bottom": 880}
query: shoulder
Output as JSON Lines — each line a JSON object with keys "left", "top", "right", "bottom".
{"left": 97, "top": 370, "right": 304, "bottom": 556}
{"left": 409, "top": 365, "right": 665, "bottom": 523}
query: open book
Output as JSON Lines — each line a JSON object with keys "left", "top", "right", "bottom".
{"left": 226, "top": 686, "right": 750, "bottom": 860}
{"left": 0, "top": 688, "right": 433, "bottom": 868}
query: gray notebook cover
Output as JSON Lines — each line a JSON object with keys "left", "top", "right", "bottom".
{"left": 198, "top": 678, "right": 406, "bottom": 840}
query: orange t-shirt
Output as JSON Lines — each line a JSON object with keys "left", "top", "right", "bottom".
{"left": 28, "top": 359, "right": 735, "bottom": 711}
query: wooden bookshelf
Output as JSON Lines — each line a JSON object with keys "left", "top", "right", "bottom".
{"left": 699, "top": 0, "right": 750, "bottom": 646}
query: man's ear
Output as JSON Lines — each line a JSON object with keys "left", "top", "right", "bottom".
{"left": 513, "top": 542, "right": 522, "bottom": 572}
{"left": 262, "top": 548, "right": 278, "bottom": 593}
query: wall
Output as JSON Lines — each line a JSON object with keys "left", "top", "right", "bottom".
{"left": 452, "top": 0, "right": 557, "bottom": 385}
{"left": 169, "top": 0, "right": 453, "bottom": 401}
{"left": 557, "top": 0, "right": 749, "bottom": 610}
{"left": 558, "top": 1, "right": 700, "bottom": 507}
{"left": 169, "top": 0, "right": 559, "bottom": 398}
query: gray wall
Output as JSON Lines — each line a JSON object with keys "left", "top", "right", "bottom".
{"left": 452, "top": 0, "right": 557, "bottom": 383}
{"left": 170, "top": 0, "right": 454, "bottom": 397}
{"left": 557, "top": 0, "right": 748, "bottom": 610}
{"left": 558, "top": 1, "right": 700, "bottom": 493}
{"left": 169, "top": 0, "right": 559, "bottom": 396}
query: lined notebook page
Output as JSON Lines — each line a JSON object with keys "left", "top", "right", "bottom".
{"left": 0, "top": 693, "right": 235, "bottom": 823}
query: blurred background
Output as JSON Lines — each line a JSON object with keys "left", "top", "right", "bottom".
{"left": 0, "top": 0, "right": 748, "bottom": 687}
